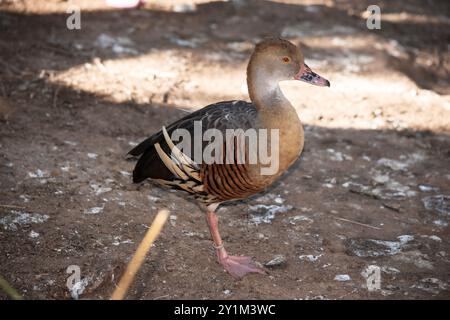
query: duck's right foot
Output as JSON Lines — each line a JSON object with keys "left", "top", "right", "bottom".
{"left": 218, "top": 253, "right": 266, "bottom": 280}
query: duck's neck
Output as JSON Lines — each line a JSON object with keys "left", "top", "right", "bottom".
{"left": 246, "top": 62, "right": 305, "bottom": 177}
{"left": 246, "top": 65, "right": 304, "bottom": 177}
{"left": 247, "top": 68, "right": 291, "bottom": 112}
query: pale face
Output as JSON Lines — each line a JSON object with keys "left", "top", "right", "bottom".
{"left": 254, "top": 44, "right": 303, "bottom": 81}
{"left": 253, "top": 40, "right": 329, "bottom": 87}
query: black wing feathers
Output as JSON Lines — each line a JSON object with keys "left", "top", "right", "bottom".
{"left": 130, "top": 101, "right": 256, "bottom": 184}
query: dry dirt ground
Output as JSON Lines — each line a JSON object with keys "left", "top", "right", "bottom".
{"left": 0, "top": 0, "right": 449, "bottom": 300}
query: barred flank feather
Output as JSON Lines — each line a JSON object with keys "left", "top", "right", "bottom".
{"left": 130, "top": 100, "right": 260, "bottom": 204}
{"left": 151, "top": 127, "right": 214, "bottom": 201}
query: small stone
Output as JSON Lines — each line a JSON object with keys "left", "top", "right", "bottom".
{"left": 20, "top": 195, "right": 30, "bottom": 203}
{"left": 412, "top": 278, "right": 448, "bottom": 294}
{"left": 422, "top": 195, "right": 450, "bottom": 216}
{"left": 377, "top": 158, "right": 409, "bottom": 171}
{"left": 381, "top": 266, "right": 400, "bottom": 274}
{"left": 433, "top": 219, "right": 448, "bottom": 227}
{"left": 428, "top": 235, "right": 442, "bottom": 242}
{"left": 274, "top": 197, "right": 284, "bottom": 204}
{"left": 29, "top": 230, "right": 40, "bottom": 238}
{"left": 283, "top": 215, "right": 313, "bottom": 225}
{"left": 256, "top": 233, "right": 267, "bottom": 240}
{"left": 90, "top": 183, "right": 112, "bottom": 196}
{"left": 0, "top": 211, "right": 49, "bottom": 231}
{"left": 28, "top": 169, "right": 46, "bottom": 178}
{"left": 418, "top": 184, "right": 439, "bottom": 192}
{"left": 148, "top": 195, "right": 161, "bottom": 202}
{"left": 264, "top": 255, "right": 287, "bottom": 268}
{"left": 334, "top": 274, "right": 351, "bottom": 281}
{"left": 345, "top": 235, "right": 414, "bottom": 257}
{"left": 84, "top": 206, "right": 104, "bottom": 215}
{"left": 169, "top": 215, "right": 177, "bottom": 227}
{"left": 299, "top": 254, "right": 322, "bottom": 262}
{"left": 248, "top": 204, "right": 292, "bottom": 225}
{"left": 64, "top": 140, "right": 78, "bottom": 146}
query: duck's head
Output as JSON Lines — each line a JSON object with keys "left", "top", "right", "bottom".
{"left": 247, "top": 38, "right": 330, "bottom": 87}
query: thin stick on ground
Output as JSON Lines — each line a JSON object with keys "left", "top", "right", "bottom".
{"left": 333, "top": 216, "right": 381, "bottom": 230}
{"left": 111, "top": 209, "right": 169, "bottom": 300}
{"left": 0, "top": 275, "right": 23, "bottom": 300}
{"left": 0, "top": 204, "right": 25, "bottom": 209}
{"left": 52, "top": 86, "right": 61, "bottom": 109}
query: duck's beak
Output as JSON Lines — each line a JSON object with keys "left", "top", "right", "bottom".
{"left": 294, "top": 64, "right": 330, "bottom": 87}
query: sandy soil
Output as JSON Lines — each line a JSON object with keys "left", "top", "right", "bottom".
{"left": 0, "top": 0, "right": 449, "bottom": 299}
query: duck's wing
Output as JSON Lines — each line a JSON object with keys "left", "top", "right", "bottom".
{"left": 129, "top": 101, "right": 257, "bottom": 198}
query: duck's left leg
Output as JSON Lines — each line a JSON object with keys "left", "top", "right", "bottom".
{"left": 206, "top": 209, "right": 266, "bottom": 280}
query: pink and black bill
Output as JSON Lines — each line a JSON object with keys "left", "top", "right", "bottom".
{"left": 295, "top": 64, "right": 330, "bottom": 87}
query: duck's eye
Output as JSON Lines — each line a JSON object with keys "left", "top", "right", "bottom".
{"left": 282, "top": 56, "right": 291, "bottom": 63}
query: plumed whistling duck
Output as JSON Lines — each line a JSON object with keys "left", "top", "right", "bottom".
{"left": 129, "top": 38, "right": 330, "bottom": 279}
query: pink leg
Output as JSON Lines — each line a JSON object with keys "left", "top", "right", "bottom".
{"left": 206, "top": 210, "right": 266, "bottom": 280}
